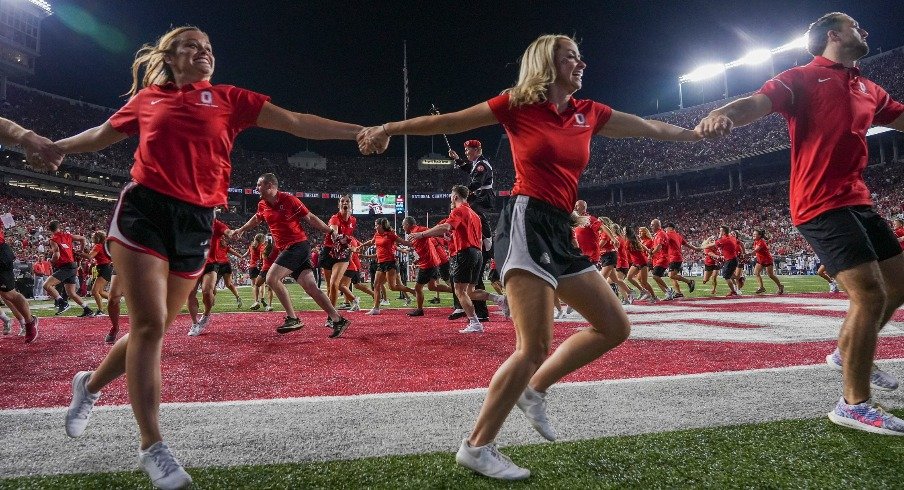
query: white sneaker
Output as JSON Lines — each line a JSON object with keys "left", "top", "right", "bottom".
{"left": 191, "top": 315, "right": 210, "bottom": 335}
{"left": 366, "top": 308, "right": 381, "bottom": 315}
{"left": 459, "top": 321, "right": 484, "bottom": 333}
{"left": 404, "top": 296, "right": 412, "bottom": 306}
{"left": 553, "top": 309, "right": 564, "bottom": 320}
{"left": 138, "top": 441, "right": 193, "bottom": 490}
{"left": 455, "top": 438, "right": 530, "bottom": 480}
{"left": 380, "top": 299, "right": 391, "bottom": 306}
{"left": 236, "top": 298, "right": 243, "bottom": 308}
{"left": 65, "top": 371, "right": 101, "bottom": 438}
{"left": 638, "top": 292, "right": 650, "bottom": 302}
{"left": 17, "top": 320, "right": 25, "bottom": 336}
{"left": 265, "top": 305, "right": 273, "bottom": 312}
{"left": 516, "top": 385, "right": 557, "bottom": 441}
{"left": 1, "top": 317, "right": 9, "bottom": 335}
{"left": 187, "top": 323, "right": 202, "bottom": 337}
{"left": 499, "top": 295, "right": 510, "bottom": 319}
{"left": 350, "top": 298, "right": 361, "bottom": 312}
{"left": 830, "top": 281, "right": 839, "bottom": 293}
{"left": 564, "top": 305, "right": 574, "bottom": 315}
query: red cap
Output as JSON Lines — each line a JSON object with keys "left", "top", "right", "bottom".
{"left": 464, "top": 139, "right": 482, "bottom": 149}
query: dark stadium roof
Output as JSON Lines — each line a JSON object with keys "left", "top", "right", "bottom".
{"left": 30, "top": 0, "right": 904, "bottom": 158}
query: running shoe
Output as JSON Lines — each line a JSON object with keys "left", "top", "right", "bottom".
{"left": 337, "top": 302, "right": 352, "bottom": 310}
{"left": 830, "top": 281, "right": 839, "bottom": 293}
{"left": 499, "top": 295, "right": 510, "bottom": 319}
{"left": 448, "top": 309, "right": 466, "bottom": 320}
{"left": 404, "top": 296, "right": 412, "bottom": 307}
{"left": 18, "top": 320, "right": 25, "bottom": 336}
{"left": 56, "top": 301, "right": 71, "bottom": 316}
{"left": 276, "top": 316, "right": 303, "bottom": 334}
{"left": 77, "top": 306, "right": 94, "bottom": 318}
{"left": 689, "top": 280, "right": 696, "bottom": 293}
{"left": 93, "top": 310, "right": 106, "bottom": 317}
{"left": 738, "top": 276, "right": 746, "bottom": 289}
{"left": 1, "top": 317, "right": 9, "bottom": 335}
{"left": 65, "top": 371, "right": 101, "bottom": 438}
{"left": 249, "top": 302, "right": 261, "bottom": 311}
{"left": 455, "top": 439, "right": 530, "bottom": 480}
{"left": 428, "top": 297, "right": 441, "bottom": 304}
{"left": 459, "top": 321, "right": 484, "bottom": 333}
{"left": 826, "top": 349, "right": 899, "bottom": 391}
{"left": 778, "top": 284, "right": 785, "bottom": 295}
{"left": 23, "top": 316, "right": 38, "bottom": 343}
{"left": 755, "top": 287, "right": 766, "bottom": 294}
{"left": 187, "top": 323, "right": 202, "bottom": 337}
{"left": 265, "top": 305, "right": 274, "bottom": 312}
{"left": 407, "top": 309, "right": 425, "bottom": 317}
{"left": 673, "top": 292, "right": 684, "bottom": 299}
{"left": 236, "top": 298, "right": 243, "bottom": 309}
{"left": 329, "top": 317, "right": 350, "bottom": 338}
{"left": 564, "top": 305, "right": 574, "bottom": 315}
{"left": 725, "top": 291, "right": 738, "bottom": 297}
{"left": 261, "top": 300, "right": 268, "bottom": 308}
{"left": 104, "top": 327, "right": 119, "bottom": 345}
{"left": 516, "top": 385, "right": 557, "bottom": 441}
{"left": 365, "top": 308, "right": 381, "bottom": 315}
{"left": 666, "top": 288, "right": 675, "bottom": 300}
{"left": 380, "top": 299, "right": 391, "bottom": 306}
{"left": 350, "top": 298, "right": 361, "bottom": 312}
{"left": 827, "top": 397, "right": 904, "bottom": 436}
{"left": 138, "top": 441, "right": 193, "bottom": 489}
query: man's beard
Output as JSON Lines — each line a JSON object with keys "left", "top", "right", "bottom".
{"left": 849, "top": 39, "right": 869, "bottom": 59}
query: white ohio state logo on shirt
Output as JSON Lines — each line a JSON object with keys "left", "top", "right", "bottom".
{"left": 196, "top": 90, "right": 218, "bottom": 107}
{"left": 574, "top": 113, "right": 588, "bottom": 127}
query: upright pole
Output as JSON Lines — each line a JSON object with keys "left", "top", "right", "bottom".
{"left": 403, "top": 41, "right": 409, "bottom": 219}
{"left": 678, "top": 81, "right": 684, "bottom": 109}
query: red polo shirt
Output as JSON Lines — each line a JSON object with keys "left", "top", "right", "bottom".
{"left": 373, "top": 230, "right": 400, "bottom": 263}
{"left": 446, "top": 203, "right": 482, "bottom": 254}
{"left": 753, "top": 238, "right": 773, "bottom": 264}
{"left": 51, "top": 231, "right": 75, "bottom": 266}
{"left": 108, "top": 81, "right": 270, "bottom": 207}
{"left": 652, "top": 229, "right": 671, "bottom": 267}
{"left": 666, "top": 230, "right": 687, "bottom": 263}
{"left": 574, "top": 214, "right": 602, "bottom": 262}
{"left": 92, "top": 243, "right": 112, "bottom": 265}
{"left": 206, "top": 220, "right": 230, "bottom": 264}
{"left": 757, "top": 56, "right": 904, "bottom": 225}
{"left": 715, "top": 235, "right": 738, "bottom": 260}
{"left": 408, "top": 225, "right": 441, "bottom": 269}
{"left": 256, "top": 192, "right": 309, "bottom": 249}
{"left": 325, "top": 213, "right": 356, "bottom": 248}
{"left": 895, "top": 226, "right": 904, "bottom": 250}
{"left": 488, "top": 93, "right": 612, "bottom": 212}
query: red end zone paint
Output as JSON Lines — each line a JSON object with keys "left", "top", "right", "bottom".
{"left": 2, "top": 299, "right": 903, "bottom": 409}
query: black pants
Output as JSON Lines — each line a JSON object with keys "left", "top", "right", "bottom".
{"left": 451, "top": 254, "right": 489, "bottom": 318}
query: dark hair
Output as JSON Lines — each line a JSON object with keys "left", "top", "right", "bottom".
{"left": 48, "top": 220, "right": 60, "bottom": 232}
{"left": 451, "top": 185, "right": 470, "bottom": 200}
{"left": 377, "top": 218, "right": 392, "bottom": 232}
{"left": 259, "top": 172, "right": 278, "bottom": 187}
{"left": 720, "top": 225, "right": 730, "bottom": 235}
{"left": 402, "top": 216, "right": 416, "bottom": 227}
{"left": 665, "top": 223, "right": 676, "bottom": 229}
{"left": 807, "top": 12, "right": 848, "bottom": 56}
{"left": 625, "top": 226, "right": 643, "bottom": 251}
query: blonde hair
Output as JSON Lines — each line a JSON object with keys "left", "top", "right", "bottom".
{"left": 127, "top": 26, "right": 205, "bottom": 96}
{"left": 505, "top": 34, "right": 574, "bottom": 107}
{"left": 639, "top": 227, "right": 652, "bottom": 240}
{"left": 252, "top": 233, "right": 266, "bottom": 246}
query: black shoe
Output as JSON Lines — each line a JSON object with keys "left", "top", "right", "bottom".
{"left": 104, "top": 328, "right": 118, "bottom": 345}
{"left": 428, "top": 297, "right": 441, "bottom": 304}
{"left": 55, "top": 301, "right": 71, "bottom": 316}
{"left": 276, "top": 316, "right": 303, "bottom": 334}
{"left": 77, "top": 307, "right": 94, "bottom": 318}
{"left": 448, "top": 311, "right": 466, "bottom": 320}
{"left": 407, "top": 309, "right": 425, "bottom": 317}
{"left": 329, "top": 317, "right": 350, "bottom": 338}
{"left": 689, "top": 280, "right": 696, "bottom": 293}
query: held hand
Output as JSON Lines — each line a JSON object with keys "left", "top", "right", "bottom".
{"left": 448, "top": 149, "right": 460, "bottom": 160}
{"left": 357, "top": 126, "right": 390, "bottom": 155}
{"left": 24, "top": 133, "right": 64, "bottom": 171}
{"left": 695, "top": 114, "right": 734, "bottom": 139}
{"left": 408, "top": 232, "right": 422, "bottom": 241}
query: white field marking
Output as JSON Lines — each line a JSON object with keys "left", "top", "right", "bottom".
{"left": 5, "top": 358, "right": 903, "bottom": 416}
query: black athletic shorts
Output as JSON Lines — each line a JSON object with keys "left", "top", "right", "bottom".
{"left": 756, "top": 260, "right": 774, "bottom": 267}
{"left": 219, "top": 262, "right": 233, "bottom": 276}
{"left": 652, "top": 265, "right": 667, "bottom": 277}
{"left": 319, "top": 253, "right": 348, "bottom": 271}
{"left": 344, "top": 269, "right": 361, "bottom": 284}
{"left": 108, "top": 182, "right": 214, "bottom": 278}
{"left": 495, "top": 195, "right": 594, "bottom": 288}
{"left": 704, "top": 264, "right": 718, "bottom": 272}
{"left": 600, "top": 251, "right": 618, "bottom": 267}
{"left": 416, "top": 266, "right": 440, "bottom": 285}
{"left": 249, "top": 266, "right": 261, "bottom": 280}
{"left": 616, "top": 267, "right": 629, "bottom": 275}
{"left": 796, "top": 205, "right": 901, "bottom": 276}
{"left": 668, "top": 261, "right": 682, "bottom": 272}
{"left": 96, "top": 263, "right": 113, "bottom": 282}
{"left": 438, "top": 261, "right": 451, "bottom": 282}
{"left": 52, "top": 263, "right": 78, "bottom": 285}
{"left": 274, "top": 241, "right": 313, "bottom": 280}
{"left": 721, "top": 258, "right": 739, "bottom": 280}
{"left": 377, "top": 261, "right": 397, "bottom": 272}
{"left": 0, "top": 243, "right": 16, "bottom": 292}
{"left": 451, "top": 247, "right": 482, "bottom": 285}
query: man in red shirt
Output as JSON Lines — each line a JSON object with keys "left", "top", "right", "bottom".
{"left": 709, "top": 226, "right": 739, "bottom": 296}
{"left": 43, "top": 220, "right": 93, "bottom": 317}
{"left": 409, "top": 186, "right": 506, "bottom": 333}
{"left": 664, "top": 223, "right": 700, "bottom": 297}
{"left": 892, "top": 218, "right": 904, "bottom": 251}
{"left": 230, "top": 173, "right": 349, "bottom": 338}
{"left": 697, "top": 12, "right": 904, "bottom": 434}
{"left": 32, "top": 254, "right": 52, "bottom": 300}
{"left": 402, "top": 216, "right": 454, "bottom": 316}
{"left": 648, "top": 219, "right": 675, "bottom": 300}
{"left": 0, "top": 225, "right": 39, "bottom": 342}
{"left": 573, "top": 200, "right": 602, "bottom": 268}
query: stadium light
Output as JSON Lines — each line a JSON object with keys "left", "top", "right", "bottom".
{"left": 772, "top": 35, "right": 808, "bottom": 54}
{"left": 679, "top": 63, "right": 726, "bottom": 83}
{"left": 26, "top": 0, "right": 53, "bottom": 14}
{"left": 736, "top": 49, "right": 772, "bottom": 66}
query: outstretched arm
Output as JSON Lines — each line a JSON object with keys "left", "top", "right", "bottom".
{"left": 0, "top": 117, "right": 63, "bottom": 170}
{"left": 55, "top": 122, "right": 129, "bottom": 156}
{"left": 256, "top": 102, "right": 362, "bottom": 141}
{"left": 358, "top": 102, "right": 497, "bottom": 154}
{"left": 695, "top": 94, "right": 773, "bottom": 138}
{"left": 599, "top": 111, "right": 700, "bottom": 141}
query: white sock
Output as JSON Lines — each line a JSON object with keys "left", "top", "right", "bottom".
{"left": 0, "top": 311, "right": 9, "bottom": 322}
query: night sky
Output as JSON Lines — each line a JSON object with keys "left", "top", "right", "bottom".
{"left": 27, "top": 0, "right": 904, "bottom": 158}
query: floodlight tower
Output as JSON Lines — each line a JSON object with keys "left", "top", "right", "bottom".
{"left": 0, "top": 0, "right": 53, "bottom": 97}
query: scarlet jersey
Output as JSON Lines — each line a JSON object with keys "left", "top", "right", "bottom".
{"left": 715, "top": 235, "right": 738, "bottom": 260}
{"left": 896, "top": 226, "right": 904, "bottom": 251}
{"left": 51, "top": 231, "right": 76, "bottom": 266}
{"left": 432, "top": 236, "right": 450, "bottom": 264}
{"left": 248, "top": 243, "right": 263, "bottom": 266}
{"left": 325, "top": 213, "right": 356, "bottom": 248}
{"left": 446, "top": 202, "right": 482, "bottom": 254}
{"left": 757, "top": 56, "right": 904, "bottom": 225}
{"left": 373, "top": 230, "right": 400, "bottom": 263}
{"left": 652, "top": 230, "right": 670, "bottom": 267}
{"left": 666, "top": 230, "right": 687, "bottom": 263}
{"left": 731, "top": 236, "right": 745, "bottom": 258}
{"left": 628, "top": 240, "right": 648, "bottom": 266}
{"left": 108, "top": 81, "right": 270, "bottom": 207}
{"left": 348, "top": 239, "right": 362, "bottom": 272}
{"left": 256, "top": 192, "right": 310, "bottom": 249}
{"left": 574, "top": 214, "right": 602, "bottom": 262}
{"left": 488, "top": 93, "right": 613, "bottom": 212}
{"left": 261, "top": 245, "right": 280, "bottom": 271}
{"left": 703, "top": 244, "right": 719, "bottom": 266}
{"left": 92, "top": 243, "right": 112, "bottom": 265}
{"left": 206, "top": 220, "right": 230, "bottom": 264}
{"left": 616, "top": 238, "right": 630, "bottom": 269}
{"left": 407, "top": 225, "right": 441, "bottom": 269}
{"left": 600, "top": 231, "right": 616, "bottom": 254}
{"left": 752, "top": 238, "right": 773, "bottom": 264}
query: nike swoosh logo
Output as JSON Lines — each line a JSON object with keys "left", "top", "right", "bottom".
{"left": 150, "top": 98, "right": 164, "bottom": 105}
{"left": 818, "top": 78, "right": 831, "bottom": 83}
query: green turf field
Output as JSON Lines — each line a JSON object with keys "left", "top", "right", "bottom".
{"left": 4, "top": 410, "right": 901, "bottom": 489}
{"left": 32, "top": 274, "right": 836, "bottom": 317}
